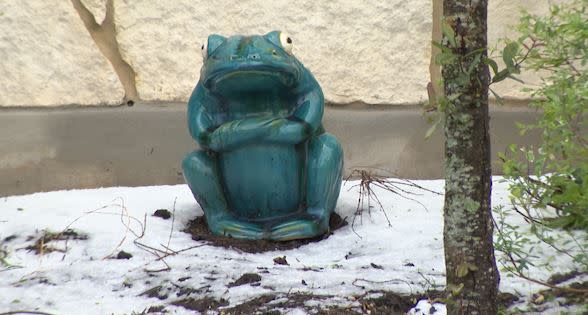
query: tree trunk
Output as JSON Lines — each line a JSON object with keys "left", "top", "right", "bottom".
{"left": 442, "top": 0, "right": 499, "bottom": 314}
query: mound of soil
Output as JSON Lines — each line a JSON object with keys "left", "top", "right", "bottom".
{"left": 228, "top": 273, "right": 262, "bottom": 287}
{"left": 25, "top": 229, "right": 88, "bottom": 254}
{"left": 181, "top": 291, "right": 432, "bottom": 315}
{"left": 172, "top": 296, "right": 228, "bottom": 312}
{"left": 184, "top": 213, "right": 347, "bottom": 253}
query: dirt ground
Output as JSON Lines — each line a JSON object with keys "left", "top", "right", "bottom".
{"left": 142, "top": 288, "right": 445, "bottom": 315}
{"left": 183, "top": 213, "right": 348, "bottom": 253}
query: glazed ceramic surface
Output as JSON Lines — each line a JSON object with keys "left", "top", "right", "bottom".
{"left": 183, "top": 31, "right": 343, "bottom": 240}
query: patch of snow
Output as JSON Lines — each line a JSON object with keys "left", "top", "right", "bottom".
{"left": 0, "top": 178, "right": 584, "bottom": 314}
{"left": 285, "top": 309, "right": 308, "bottom": 315}
{"left": 408, "top": 299, "right": 446, "bottom": 315}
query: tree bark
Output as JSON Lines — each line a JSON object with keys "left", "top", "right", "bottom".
{"left": 442, "top": 0, "right": 499, "bottom": 314}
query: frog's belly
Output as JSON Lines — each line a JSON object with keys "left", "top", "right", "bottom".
{"left": 219, "top": 144, "right": 304, "bottom": 220}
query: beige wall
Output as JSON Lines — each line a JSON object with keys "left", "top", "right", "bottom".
{"left": 0, "top": 0, "right": 560, "bottom": 107}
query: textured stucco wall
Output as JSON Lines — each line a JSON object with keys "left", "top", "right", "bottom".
{"left": 0, "top": 0, "right": 124, "bottom": 106}
{"left": 114, "top": 0, "right": 433, "bottom": 105}
{"left": 488, "top": 0, "right": 565, "bottom": 100}
{"left": 0, "top": 0, "right": 560, "bottom": 107}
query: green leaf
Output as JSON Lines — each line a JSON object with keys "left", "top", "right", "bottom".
{"left": 432, "top": 40, "right": 452, "bottom": 53}
{"left": 508, "top": 74, "right": 525, "bottom": 84}
{"left": 502, "top": 41, "right": 519, "bottom": 72}
{"left": 442, "top": 20, "right": 457, "bottom": 47}
{"left": 510, "top": 65, "right": 521, "bottom": 75}
{"left": 432, "top": 40, "right": 444, "bottom": 49}
{"left": 456, "top": 262, "right": 478, "bottom": 278}
{"left": 491, "top": 69, "right": 510, "bottom": 84}
{"left": 467, "top": 53, "right": 482, "bottom": 75}
{"left": 465, "top": 47, "right": 486, "bottom": 58}
{"left": 457, "top": 263, "right": 468, "bottom": 277}
{"left": 435, "top": 52, "right": 457, "bottom": 65}
{"left": 450, "top": 283, "right": 465, "bottom": 296}
{"left": 484, "top": 57, "right": 499, "bottom": 75}
{"left": 545, "top": 215, "right": 577, "bottom": 229}
{"left": 489, "top": 87, "right": 504, "bottom": 105}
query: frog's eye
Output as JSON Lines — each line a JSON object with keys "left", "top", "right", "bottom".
{"left": 279, "top": 32, "right": 293, "bottom": 54}
{"left": 201, "top": 41, "right": 208, "bottom": 59}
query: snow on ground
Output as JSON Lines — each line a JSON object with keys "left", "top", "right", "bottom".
{"left": 0, "top": 178, "right": 582, "bottom": 314}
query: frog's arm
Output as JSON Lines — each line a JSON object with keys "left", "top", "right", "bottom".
{"left": 209, "top": 118, "right": 277, "bottom": 151}
{"left": 191, "top": 76, "right": 323, "bottom": 150}
{"left": 189, "top": 85, "right": 274, "bottom": 152}
{"left": 187, "top": 85, "right": 216, "bottom": 148}
{"left": 265, "top": 82, "right": 324, "bottom": 145}
{"left": 213, "top": 84, "right": 324, "bottom": 148}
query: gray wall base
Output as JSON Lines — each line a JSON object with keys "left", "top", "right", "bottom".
{"left": 0, "top": 104, "right": 539, "bottom": 196}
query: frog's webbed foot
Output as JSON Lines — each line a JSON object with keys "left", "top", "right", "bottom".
{"left": 269, "top": 208, "right": 330, "bottom": 241}
{"left": 208, "top": 213, "right": 265, "bottom": 240}
{"left": 270, "top": 132, "right": 344, "bottom": 241}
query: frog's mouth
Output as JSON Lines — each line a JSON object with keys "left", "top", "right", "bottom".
{"left": 204, "top": 64, "right": 300, "bottom": 93}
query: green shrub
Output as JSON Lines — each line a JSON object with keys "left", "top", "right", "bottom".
{"left": 500, "top": 0, "right": 588, "bottom": 231}
{"left": 493, "top": 2, "right": 588, "bottom": 294}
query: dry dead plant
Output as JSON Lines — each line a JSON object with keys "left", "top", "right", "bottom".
{"left": 21, "top": 197, "right": 202, "bottom": 273}
{"left": 345, "top": 168, "right": 442, "bottom": 235}
{"left": 25, "top": 229, "right": 88, "bottom": 257}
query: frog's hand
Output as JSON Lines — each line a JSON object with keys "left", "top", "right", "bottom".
{"left": 187, "top": 84, "right": 216, "bottom": 148}
{"left": 265, "top": 85, "right": 324, "bottom": 145}
{"left": 208, "top": 118, "right": 274, "bottom": 151}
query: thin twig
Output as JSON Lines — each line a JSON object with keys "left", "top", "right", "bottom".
{"left": 166, "top": 197, "right": 178, "bottom": 253}
{"left": 348, "top": 166, "right": 443, "bottom": 195}
{"left": 134, "top": 241, "right": 168, "bottom": 256}
{"left": 352, "top": 278, "right": 414, "bottom": 295}
{"left": 154, "top": 245, "right": 205, "bottom": 262}
{"left": 103, "top": 199, "right": 133, "bottom": 259}
{"left": 346, "top": 168, "right": 441, "bottom": 234}
{"left": 505, "top": 256, "right": 588, "bottom": 294}
{"left": 492, "top": 215, "right": 588, "bottom": 294}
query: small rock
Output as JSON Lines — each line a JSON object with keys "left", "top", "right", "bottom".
{"left": 140, "top": 285, "right": 168, "bottom": 300}
{"left": 228, "top": 273, "right": 262, "bottom": 287}
{"left": 153, "top": 209, "right": 172, "bottom": 220}
{"left": 116, "top": 250, "right": 133, "bottom": 259}
{"left": 178, "top": 276, "right": 191, "bottom": 282}
{"left": 301, "top": 279, "right": 307, "bottom": 285}
{"left": 370, "top": 262, "right": 383, "bottom": 270}
{"left": 3, "top": 235, "right": 17, "bottom": 242}
{"left": 146, "top": 305, "right": 166, "bottom": 313}
{"left": 273, "top": 256, "right": 289, "bottom": 265}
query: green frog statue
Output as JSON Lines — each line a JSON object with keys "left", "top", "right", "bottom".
{"left": 182, "top": 31, "right": 343, "bottom": 241}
